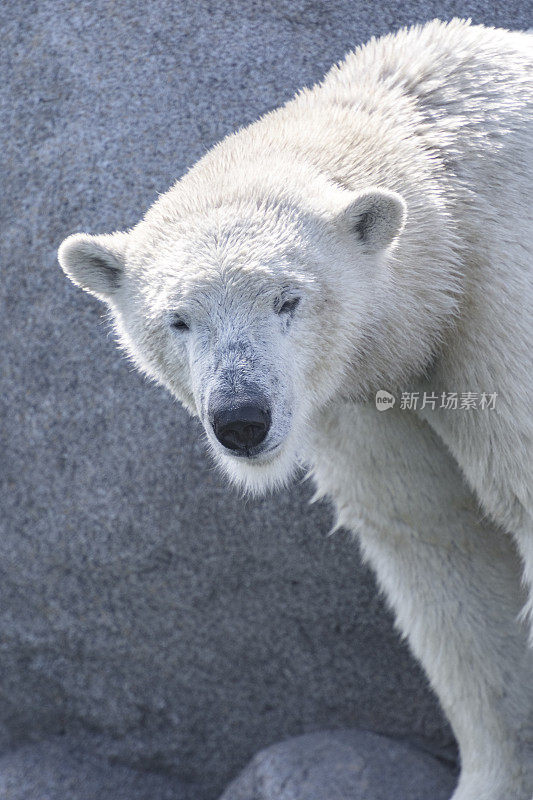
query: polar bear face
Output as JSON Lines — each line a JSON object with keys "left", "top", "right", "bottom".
{"left": 59, "top": 187, "right": 407, "bottom": 493}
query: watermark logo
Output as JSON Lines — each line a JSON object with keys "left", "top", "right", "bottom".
{"left": 375, "top": 390, "right": 498, "bottom": 411}
{"left": 375, "top": 390, "right": 396, "bottom": 411}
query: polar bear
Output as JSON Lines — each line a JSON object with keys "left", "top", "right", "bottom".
{"left": 58, "top": 19, "right": 533, "bottom": 800}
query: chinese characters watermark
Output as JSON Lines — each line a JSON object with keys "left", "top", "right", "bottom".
{"left": 375, "top": 391, "right": 497, "bottom": 412}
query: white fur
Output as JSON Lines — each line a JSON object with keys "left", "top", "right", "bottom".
{"left": 59, "top": 20, "right": 533, "bottom": 798}
{"left": 310, "top": 404, "right": 533, "bottom": 799}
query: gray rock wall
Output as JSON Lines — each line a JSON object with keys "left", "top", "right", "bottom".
{"left": 1, "top": 1, "right": 530, "bottom": 797}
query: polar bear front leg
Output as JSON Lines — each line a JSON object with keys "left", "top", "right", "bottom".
{"left": 512, "top": 523, "right": 533, "bottom": 648}
{"left": 309, "top": 404, "right": 533, "bottom": 800}
{"left": 357, "top": 500, "right": 533, "bottom": 800}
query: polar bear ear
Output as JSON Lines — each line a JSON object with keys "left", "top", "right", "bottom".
{"left": 58, "top": 231, "right": 129, "bottom": 302}
{"left": 337, "top": 188, "right": 407, "bottom": 252}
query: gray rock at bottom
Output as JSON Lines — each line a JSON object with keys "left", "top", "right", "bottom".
{"left": 0, "top": 734, "right": 188, "bottom": 800}
{"left": 219, "top": 729, "right": 457, "bottom": 800}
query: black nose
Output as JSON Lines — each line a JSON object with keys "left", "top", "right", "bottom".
{"left": 211, "top": 403, "right": 271, "bottom": 452}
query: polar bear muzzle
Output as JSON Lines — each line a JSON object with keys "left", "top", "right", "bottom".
{"left": 209, "top": 400, "right": 272, "bottom": 455}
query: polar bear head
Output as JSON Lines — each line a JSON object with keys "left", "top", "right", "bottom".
{"left": 59, "top": 166, "right": 455, "bottom": 493}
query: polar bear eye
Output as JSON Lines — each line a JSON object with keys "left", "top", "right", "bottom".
{"left": 171, "top": 316, "right": 189, "bottom": 331}
{"left": 277, "top": 297, "right": 300, "bottom": 316}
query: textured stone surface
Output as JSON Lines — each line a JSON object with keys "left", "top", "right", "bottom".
{"left": 220, "top": 730, "right": 457, "bottom": 800}
{"left": 0, "top": 734, "right": 184, "bottom": 800}
{"left": 1, "top": 1, "right": 529, "bottom": 798}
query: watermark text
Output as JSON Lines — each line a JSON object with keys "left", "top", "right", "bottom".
{"left": 375, "top": 391, "right": 497, "bottom": 412}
